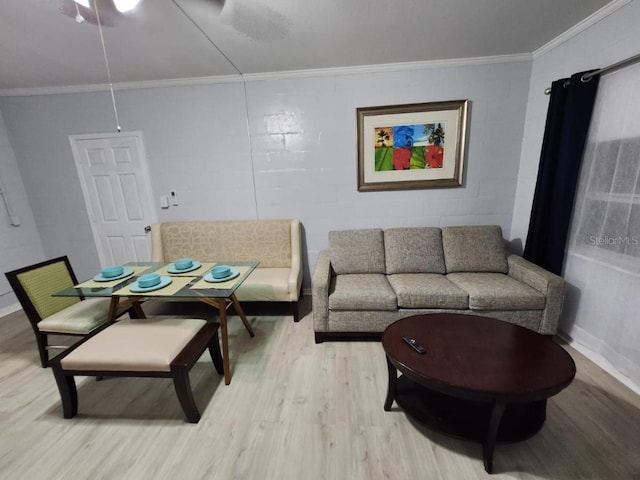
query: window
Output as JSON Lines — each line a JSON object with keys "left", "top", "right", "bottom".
{"left": 569, "top": 64, "right": 640, "bottom": 273}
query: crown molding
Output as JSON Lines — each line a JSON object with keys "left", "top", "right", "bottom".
{"left": 242, "top": 54, "right": 532, "bottom": 82}
{"left": 0, "top": 74, "right": 242, "bottom": 97}
{"left": 533, "top": 0, "right": 632, "bottom": 57}
{"left": 0, "top": 54, "right": 531, "bottom": 97}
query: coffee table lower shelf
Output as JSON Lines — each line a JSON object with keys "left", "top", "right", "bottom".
{"left": 395, "top": 375, "right": 547, "bottom": 443}
{"left": 393, "top": 375, "right": 548, "bottom": 473}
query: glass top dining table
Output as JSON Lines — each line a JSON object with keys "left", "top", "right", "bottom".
{"left": 53, "top": 261, "right": 259, "bottom": 385}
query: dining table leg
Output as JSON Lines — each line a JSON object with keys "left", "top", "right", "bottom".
{"left": 230, "top": 293, "right": 255, "bottom": 338}
{"left": 109, "top": 296, "right": 146, "bottom": 322}
{"left": 107, "top": 296, "right": 120, "bottom": 323}
{"left": 131, "top": 299, "right": 146, "bottom": 319}
{"left": 198, "top": 295, "right": 255, "bottom": 385}
{"left": 217, "top": 298, "right": 231, "bottom": 385}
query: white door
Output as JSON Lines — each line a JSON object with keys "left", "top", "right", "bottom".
{"left": 70, "top": 132, "right": 157, "bottom": 266}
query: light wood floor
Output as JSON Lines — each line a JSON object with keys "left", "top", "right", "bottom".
{"left": 1, "top": 297, "right": 639, "bottom": 480}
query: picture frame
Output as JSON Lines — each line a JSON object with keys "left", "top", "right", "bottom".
{"left": 357, "top": 100, "right": 468, "bottom": 191}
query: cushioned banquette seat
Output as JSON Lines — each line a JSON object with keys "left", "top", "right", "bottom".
{"left": 150, "top": 219, "right": 303, "bottom": 320}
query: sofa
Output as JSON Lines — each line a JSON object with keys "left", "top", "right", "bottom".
{"left": 150, "top": 219, "right": 303, "bottom": 320}
{"left": 312, "top": 225, "right": 565, "bottom": 342}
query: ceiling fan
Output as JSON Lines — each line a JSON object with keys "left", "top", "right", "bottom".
{"left": 61, "top": 0, "right": 141, "bottom": 26}
{"left": 205, "top": 0, "right": 290, "bottom": 42}
{"left": 62, "top": 0, "right": 289, "bottom": 42}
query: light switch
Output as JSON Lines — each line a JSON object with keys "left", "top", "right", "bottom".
{"left": 160, "top": 195, "right": 169, "bottom": 209}
{"left": 170, "top": 190, "right": 178, "bottom": 206}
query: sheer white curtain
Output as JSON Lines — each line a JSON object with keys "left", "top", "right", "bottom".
{"left": 569, "top": 64, "right": 640, "bottom": 272}
{"left": 563, "top": 62, "right": 640, "bottom": 388}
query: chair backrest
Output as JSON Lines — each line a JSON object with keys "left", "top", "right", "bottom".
{"left": 5, "top": 256, "right": 81, "bottom": 327}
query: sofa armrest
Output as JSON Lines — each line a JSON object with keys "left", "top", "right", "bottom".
{"left": 150, "top": 223, "right": 164, "bottom": 262}
{"left": 507, "top": 254, "right": 566, "bottom": 335}
{"left": 287, "top": 220, "right": 303, "bottom": 300}
{"left": 311, "top": 250, "right": 332, "bottom": 332}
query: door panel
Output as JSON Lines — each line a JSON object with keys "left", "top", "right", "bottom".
{"left": 71, "top": 132, "right": 156, "bottom": 266}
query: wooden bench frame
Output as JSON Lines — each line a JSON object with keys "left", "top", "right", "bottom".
{"left": 50, "top": 322, "right": 223, "bottom": 423}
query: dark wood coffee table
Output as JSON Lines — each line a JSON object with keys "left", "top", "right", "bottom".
{"left": 382, "top": 313, "right": 576, "bottom": 474}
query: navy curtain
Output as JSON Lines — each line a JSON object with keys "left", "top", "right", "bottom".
{"left": 523, "top": 70, "right": 600, "bottom": 275}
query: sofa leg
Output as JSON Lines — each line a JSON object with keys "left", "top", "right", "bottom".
{"left": 292, "top": 300, "right": 301, "bottom": 323}
{"left": 314, "top": 332, "right": 325, "bottom": 344}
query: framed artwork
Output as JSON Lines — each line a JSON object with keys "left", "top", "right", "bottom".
{"left": 357, "top": 100, "right": 468, "bottom": 191}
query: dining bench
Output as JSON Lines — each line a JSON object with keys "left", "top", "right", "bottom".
{"left": 150, "top": 219, "right": 304, "bottom": 320}
{"left": 50, "top": 317, "right": 223, "bottom": 423}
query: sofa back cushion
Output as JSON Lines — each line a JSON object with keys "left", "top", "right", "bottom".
{"left": 329, "top": 229, "right": 385, "bottom": 274}
{"left": 442, "top": 225, "right": 508, "bottom": 273}
{"left": 160, "top": 220, "right": 292, "bottom": 267}
{"left": 384, "top": 227, "right": 446, "bottom": 274}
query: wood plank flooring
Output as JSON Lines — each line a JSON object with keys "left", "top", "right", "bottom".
{"left": 1, "top": 298, "right": 639, "bottom": 480}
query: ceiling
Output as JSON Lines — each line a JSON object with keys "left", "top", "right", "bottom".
{"left": 0, "top": 0, "right": 614, "bottom": 92}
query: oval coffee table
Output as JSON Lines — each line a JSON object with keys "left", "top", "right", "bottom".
{"left": 382, "top": 313, "right": 576, "bottom": 474}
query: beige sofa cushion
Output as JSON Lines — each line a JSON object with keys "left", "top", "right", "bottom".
{"left": 329, "top": 274, "right": 397, "bottom": 311}
{"left": 442, "top": 225, "right": 508, "bottom": 273}
{"left": 235, "top": 268, "right": 292, "bottom": 302}
{"left": 387, "top": 273, "right": 468, "bottom": 309}
{"left": 384, "top": 227, "right": 446, "bottom": 274}
{"left": 61, "top": 318, "right": 206, "bottom": 372}
{"left": 329, "top": 229, "right": 385, "bottom": 274}
{"left": 447, "top": 273, "right": 546, "bottom": 310}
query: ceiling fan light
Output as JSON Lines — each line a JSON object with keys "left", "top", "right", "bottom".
{"left": 113, "top": 0, "right": 141, "bottom": 13}
{"left": 73, "top": 0, "right": 91, "bottom": 8}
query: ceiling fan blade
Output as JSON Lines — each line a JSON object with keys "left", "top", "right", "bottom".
{"left": 113, "top": 0, "right": 142, "bottom": 13}
{"left": 197, "top": 0, "right": 225, "bottom": 15}
{"left": 61, "top": 0, "right": 136, "bottom": 26}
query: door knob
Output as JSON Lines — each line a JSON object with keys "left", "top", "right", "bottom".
{"left": 144, "top": 225, "right": 151, "bottom": 233}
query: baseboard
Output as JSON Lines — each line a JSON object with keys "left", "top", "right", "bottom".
{"left": 0, "top": 302, "right": 22, "bottom": 318}
{"left": 557, "top": 331, "right": 640, "bottom": 396}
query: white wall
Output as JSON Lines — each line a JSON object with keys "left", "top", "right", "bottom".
{"left": 0, "top": 110, "right": 45, "bottom": 310}
{"left": 0, "top": 59, "right": 532, "bottom": 287}
{"left": 0, "top": 83, "right": 256, "bottom": 283}
{"left": 245, "top": 62, "right": 531, "bottom": 274}
{"left": 512, "top": 0, "right": 640, "bottom": 388}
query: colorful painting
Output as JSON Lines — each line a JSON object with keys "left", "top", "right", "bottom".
{"left": 374, "top": 123, "right": 445, "bottom": 171}
{"left": 357, "top": 101, "right": 468, "bottom": 191}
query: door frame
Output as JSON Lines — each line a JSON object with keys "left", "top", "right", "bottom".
{"left": 69, "top": 131, "right": 158, "bottom": 266}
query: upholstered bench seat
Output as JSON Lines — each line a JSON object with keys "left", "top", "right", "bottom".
{"left": 37, "top": 298, "right": 113, "bottom": 334}
{"left": 51, "top": 317, "right": 223, "bottom": 423}
{"left": 150, "top": 219, "right": 303, "bottom": 320}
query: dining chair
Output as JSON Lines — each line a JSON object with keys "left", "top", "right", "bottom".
{"left": 5, "top": 256, "right": 129, "bottom": 367}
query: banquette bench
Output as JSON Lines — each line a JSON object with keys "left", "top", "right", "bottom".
{"left": 150, "top": 219, "right": 303, "bottom": 321}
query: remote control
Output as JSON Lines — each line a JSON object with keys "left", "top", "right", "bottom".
{"left": 402, "top": 335, "right": 426, "bottom": 354}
